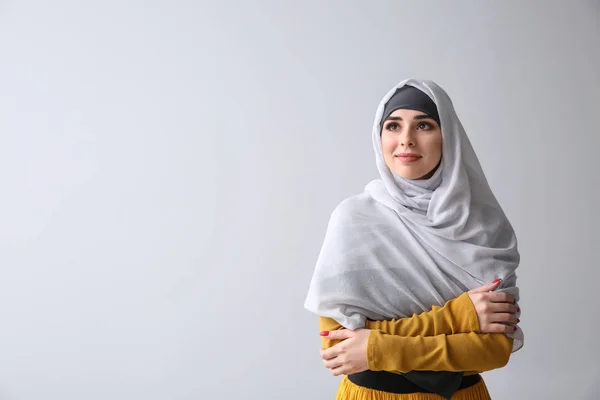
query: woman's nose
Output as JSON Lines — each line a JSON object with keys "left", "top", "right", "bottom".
{"left": 399, "top": 129, "right": 415, "bottom": 147}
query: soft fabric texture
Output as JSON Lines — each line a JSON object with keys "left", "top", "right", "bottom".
{"left": 304, "top": 78, "right": 523, "bottom": 397}
{"left": 381, "top": 85, "right": 441, "bottom": 127}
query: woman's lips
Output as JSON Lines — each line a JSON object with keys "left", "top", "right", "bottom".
{"left": 395, "top": 154, "right": 422, "bottom": 162}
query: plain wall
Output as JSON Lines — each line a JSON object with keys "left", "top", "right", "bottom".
{"left": 1, "top": 1, "right": 599, "bottom": 399}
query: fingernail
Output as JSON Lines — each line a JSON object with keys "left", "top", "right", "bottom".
{"left": 513, "top": 300, "right": 516, "bottom": 304}
{"left": 320, "top": 331, "right": 329, "bottom": 337}
{"left": 492, "top": 278, "right": 502, "bottom": 284}
{"left": 513, "top": 326, "right": 517, "bottom": 331}
{"left": 517, "top": 307, "right": 520, "bottom": 312}
{"left": 517, "top": 318, "right": 520, "bottom": 323}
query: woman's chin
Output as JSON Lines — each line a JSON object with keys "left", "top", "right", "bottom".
{"left": 391, "top": 162, "right": 441, "bottom": 180}
{"left": 392, "top": 169, "right": 427, "bottom": 180}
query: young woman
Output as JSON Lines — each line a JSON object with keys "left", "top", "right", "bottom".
{"left": 304, "top": 79, "right": 523, "bottom": 399}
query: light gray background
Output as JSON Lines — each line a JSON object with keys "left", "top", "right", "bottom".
{"left": 1, "top": 1, "right": 599, "bottom": 399}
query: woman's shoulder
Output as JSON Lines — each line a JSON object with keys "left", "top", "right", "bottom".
{"left": 329, "top": 192, "right": 391, "bottom": 224}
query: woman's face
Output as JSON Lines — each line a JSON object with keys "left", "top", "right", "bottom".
{"left": 381, "top": 109, "right": 443, "bottom": 180}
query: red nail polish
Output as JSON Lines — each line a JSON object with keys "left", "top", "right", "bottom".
{"left": 492, "top": 278, "right": 502, "bottom": 284}
{"left": 517, "top": 307, "right": 520, "bottom": 312}
{"left": 320, "top": 331, "right": 329, "bottom": 336}
{"left": 513, "top": 326, "right": 517, "bottom": 331}
{"left": 517, "top": 318, "right": 520, "bottom": 323}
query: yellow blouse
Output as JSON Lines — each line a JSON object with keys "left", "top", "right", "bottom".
{"left": 319, "top": 292, "right": 513, "bottom": 374}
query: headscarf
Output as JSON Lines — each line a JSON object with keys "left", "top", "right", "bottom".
{"left": 381, "top": 84, "right": 441, "bottom": 127}
{"left": 304, "top": 78, "right": 522, "bottom": 398}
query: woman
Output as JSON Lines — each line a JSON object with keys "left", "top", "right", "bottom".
{"left": 304, "top": 79, "right": 523, "bottom": 399}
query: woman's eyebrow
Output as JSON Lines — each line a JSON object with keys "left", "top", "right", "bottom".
{"left": 385, "top": 114, "right": 432, "bottom": 122}
{"left": 385, "top": 116, "right": 403, "bottom": 121}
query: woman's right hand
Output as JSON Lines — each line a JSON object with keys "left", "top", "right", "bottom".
{"left": 467, "top": 279, "right": 520, "bottom": 333}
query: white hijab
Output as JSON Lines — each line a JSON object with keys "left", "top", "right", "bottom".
{"left": 304, "top": 78, "right": 523, "bottom": 352}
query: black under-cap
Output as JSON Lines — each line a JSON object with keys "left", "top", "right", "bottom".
{"left": 380, "top": 85, "right": 440, "bottom": 127}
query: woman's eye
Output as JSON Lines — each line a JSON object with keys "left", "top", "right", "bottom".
{"left": 386, "top": 122, "right": 400, "bottom": 131}
{"left": 417, "top": 122, "right": 431, "bottom": 130}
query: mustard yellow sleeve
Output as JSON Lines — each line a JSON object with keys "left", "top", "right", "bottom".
{"left": 319, "top": 292, "right": 477, "bottom": 350}
{"left": 368, "top": 330, "right": 514, "bottom": 373}
{"left": 319, "top": 315, "right": 347, "bottom": 349}
{"left": 365, "top": 292, "right": 477, "bottom": 336}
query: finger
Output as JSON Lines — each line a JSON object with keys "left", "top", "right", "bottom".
{"left": 488, "top": 302, "right": 520, "bottom": 314}
{"left": 486, "top": 292, "right": 515, "bottom": 304}
{"left": 469, "top": 279, "right": 502, "bottom": 294}
{"left": 323, "top": 357, "right": 343, "bottom": 369}
{"left": 322, "top": 329, "right": 353, "bottom": 341}
{"left": 490, "top": 313, "right": 519, "bottom": 324}
{"left": 330, "top": 365, "right": 348, "bottom": 377}
{"left": 483, "top": 323, "right": 519, "bottom": 334}
{"left": 320, "top": 347, "right": 339, "bottom": 361}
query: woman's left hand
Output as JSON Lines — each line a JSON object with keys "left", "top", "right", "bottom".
{"left": 319, "top": 329, "right": 371, "bottom": 376}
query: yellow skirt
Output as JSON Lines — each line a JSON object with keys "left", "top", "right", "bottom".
{"left": 336, "top": 375, "right": 491, "bottom": 400}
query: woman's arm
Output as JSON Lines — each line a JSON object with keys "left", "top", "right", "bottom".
{"left": 318, "top": 281, "right": 519, "bottom": 375}
{"left": 320, "top": 292, "right": 476, "bottom": 349}
{"left": 368, "top": 330, "right": 514, "bottom": 373}
{"left": 320, "top": 280, "right": 518, "bottom": 350}
{"left": 319, "top": 324, "right": 515, "bottom": 376}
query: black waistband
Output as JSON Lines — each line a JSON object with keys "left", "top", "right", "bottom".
{"left": 347, "top": 370, "right": 481, "bottom": 395}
